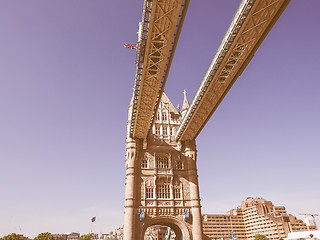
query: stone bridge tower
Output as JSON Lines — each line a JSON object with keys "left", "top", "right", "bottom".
{"left": 124, "top": 92, "right": 204, "bottom": 240}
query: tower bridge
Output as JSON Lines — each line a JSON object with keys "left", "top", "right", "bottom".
{"left": 124, "top": 0, "right": 290, "bottom": 239}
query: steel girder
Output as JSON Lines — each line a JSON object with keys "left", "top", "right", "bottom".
{"left": 175, "top": 0, "right": 291, "bottom": 142}
{"left": 130, "top": 0, "right": 189, "bottom": 139}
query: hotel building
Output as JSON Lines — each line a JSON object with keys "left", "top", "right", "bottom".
{"left": 202, "top": 197, "right": 316, "bottom": 240}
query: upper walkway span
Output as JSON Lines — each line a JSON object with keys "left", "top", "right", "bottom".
{"left": 175, "top": 0, "right": 291, "bottom": 141}
{"left": 129, "top": 0, "right": 189, "bottom": 139}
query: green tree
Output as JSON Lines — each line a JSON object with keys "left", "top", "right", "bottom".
{"left": 0, "top": 233, "right": 23, "bottom": 240}
{"left": 78, "top": 233, "right": 95, "bottom": 240}
{"left": 34, "top": 232, "right": 55, "bottom": 240}
{"left": 255, "top": 234, "right": 267, "bottom": 240}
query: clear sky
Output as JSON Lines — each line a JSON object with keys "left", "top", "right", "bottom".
{"left": 0, "top": 0, "right": 319, "bottom": 238}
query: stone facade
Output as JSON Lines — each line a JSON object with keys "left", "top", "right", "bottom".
{"left": 124, "top": 92, "right": 204, "bottom": 240}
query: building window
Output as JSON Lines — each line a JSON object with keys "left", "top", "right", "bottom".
{"left": 163, "top": 127, "right": 167, "bottom": 136}
{"left": 174, "top": 187, "right": 181, "bottom": 199}
{"left": 176, "top": 161, "right": 183, "bottom": 170}
{"left": 156, "top": 112, "right": 160, "bottom": 121}
{"left": 157, "top": 183, "right": 170, "bottom": 199}
{"left": 162, "top": 112, "right": 167, "bottom": 121}
{"left": 141, "top": 158, "right": 149, "bottom": 169}
{"left": 155, "top": 127, "right": 160, "bottom": 135}
{"left": 146, "top": 187, "right": 154, "bottom": 198}
{"left": 156, "top": 156, "right": 169, "bottom": 168}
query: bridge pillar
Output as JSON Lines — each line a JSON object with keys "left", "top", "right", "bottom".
{"left": 184, "top": 140, "right": 203, "bottom": 240}
{"left": 123, "top": 137, "right": 140, "bottom": 240}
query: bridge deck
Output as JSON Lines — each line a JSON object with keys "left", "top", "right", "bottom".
{"left": 175, "top": 0, "right": 291, "bottom": 142}
{"left": 130, "top": 0, "right": 189, "bottom": 139}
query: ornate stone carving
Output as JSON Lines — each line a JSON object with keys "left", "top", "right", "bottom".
{"left": 146, "top": 201, "right": 156, "bottom": 206}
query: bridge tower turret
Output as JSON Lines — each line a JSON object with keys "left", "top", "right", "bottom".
{"left": 181, "top": 89, "right": 190, "bottom": 118}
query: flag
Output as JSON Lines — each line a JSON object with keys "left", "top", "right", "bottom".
{"left": 91, "top": 216, "right": 96, "bottom": 222}
{"left": 124, "top": 44, "right": 137, "bottom": 50}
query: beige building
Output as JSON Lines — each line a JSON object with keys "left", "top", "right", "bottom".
{"left": 202, "top": 211, "right": 246, "bottom": 240}
{"left": 202, "top": 197, "right": 316, "bottom": 240}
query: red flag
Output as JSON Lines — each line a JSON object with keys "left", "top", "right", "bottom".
{"left": 124, "top": 44, "right": 137, "bottom": 50}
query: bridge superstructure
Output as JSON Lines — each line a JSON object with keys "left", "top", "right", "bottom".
{"left": 175, "top": 0, "right": 291, "bottom": 142}
{"left": 124, "top": 0, "right": 290, "bottom": 239}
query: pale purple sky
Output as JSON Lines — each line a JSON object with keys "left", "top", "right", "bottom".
{"left": 0, "top": 0, "right": 319, "bottom": 238}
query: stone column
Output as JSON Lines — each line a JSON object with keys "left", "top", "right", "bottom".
{"left": 123, "top": 137, "right": 139, "bottom": 240}
{"left": 185, "top": 140, "right": 203, "bottom": 240}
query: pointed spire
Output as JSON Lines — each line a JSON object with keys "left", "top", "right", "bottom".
{"left": 129, "top": 88, "right": 135, "bottom": 107}
{"left": 128, "top": 88, "right": 135, "bottom": 121}
{"left": 181, "top": 89, "right": 190, "bottom": 118}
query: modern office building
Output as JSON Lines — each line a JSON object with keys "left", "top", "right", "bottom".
{"left": 202, "top": 197, "right": 316, "bottom": 240}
